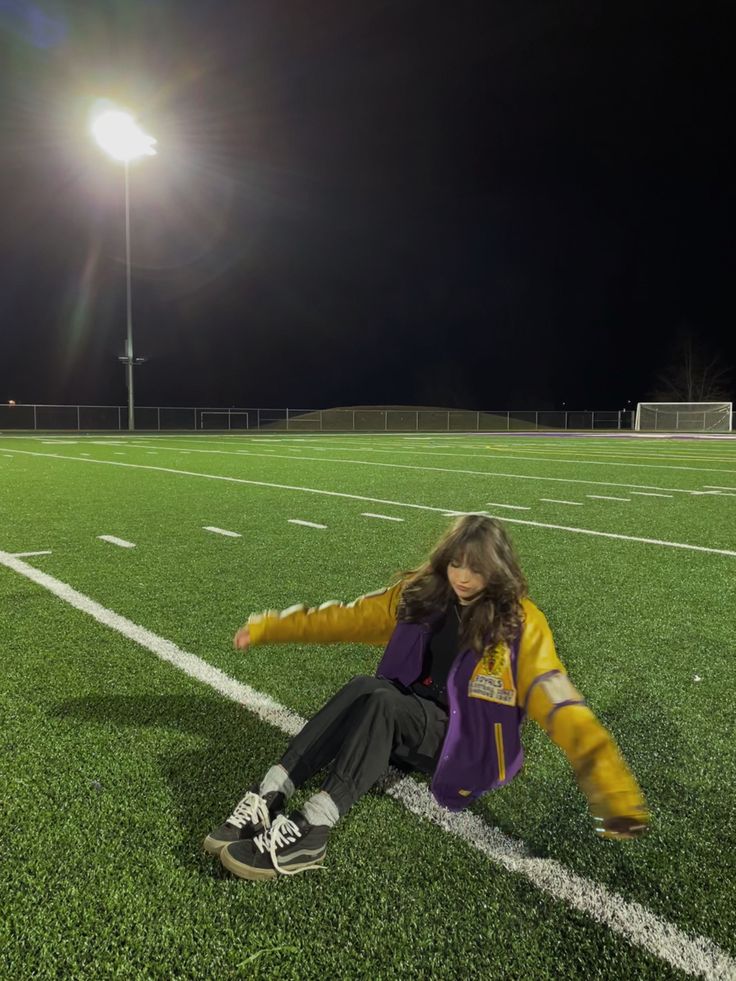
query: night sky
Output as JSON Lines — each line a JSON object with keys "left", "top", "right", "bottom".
{"left": 0, "top": 1, "right": 733, "bottom": 411}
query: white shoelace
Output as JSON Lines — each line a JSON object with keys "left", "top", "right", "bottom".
{"left": 227, "top": 791, "right": 270, "bottom": 831}
{"left": 253, "top": 815, "right": 320, "bottom": 876}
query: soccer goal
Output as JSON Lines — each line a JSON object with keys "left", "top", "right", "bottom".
{"left": 634, "top": 402, "right": 733, "bottom": 432}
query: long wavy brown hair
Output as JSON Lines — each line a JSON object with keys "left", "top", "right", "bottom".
{"left": 397, "top": 515, "right": 527, "bottom": 654}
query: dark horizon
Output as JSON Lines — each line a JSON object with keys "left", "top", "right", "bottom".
{"left": 1, "top": 1, "right": 733, "bottom": 412}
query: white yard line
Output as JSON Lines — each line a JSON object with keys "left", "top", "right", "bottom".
{"left": 179, "top": 435, "right": 736, "bottom": 478}
{"left": 11, "top": 550, "right": 52, "bottom": 557}
{"left": 704, "top": 485, "right": 736, "bottom": 491}
{"left": 485, "top": 502, "right": 532, "bottom": 511}
{"left": 6, "top": 450, "right": 736, "bottom": 559}
{"left": 540, "top": 499, "right": 583, "bottom": 506}
{"left": 97, "top": 535, "right": 136, "bottom": 549}
{"left": 288, "top": 519, "right": 328, "bottom": 529}
{"left": 587, "top": 495, "right": 631, "bottom": 502}
{"left": 630, "top": 492, "right": 673, "bottom": 498}
{"left": 361, "top": 513, "right": 405, "bottom": 522}
{"left": 121, "top": 439, "right": 716, "bottom": 498}
{"left": 203, "top": 526, "right": 242, "bottom": 538}
{"left": 320, "top": 443, "right": 736, "bottom": 478}
{"left": 0, "top": 549, "right": 732, "bottom": 981}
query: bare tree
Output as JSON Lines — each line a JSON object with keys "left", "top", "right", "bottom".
{"left": 649, "top": 331, "right": 732, "bottom": 402}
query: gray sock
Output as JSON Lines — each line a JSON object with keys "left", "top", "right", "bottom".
{"left": 259, "top": 764, "right": 295, "bottom": 800}
{"left": 301, "top": 790, "right": 340, "bottom": 828}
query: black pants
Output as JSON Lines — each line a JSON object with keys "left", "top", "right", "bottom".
{"left": 280, "top": 676, "right": 449, "bottom": 817}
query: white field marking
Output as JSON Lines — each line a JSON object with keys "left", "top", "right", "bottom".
{"left": 11, "top": 550, "right": 52, "bottom": 558}
{"left": 8, "top": 450, "right": 736, "bottom": 559}
{"left": 630, "top": 492, "right": 673, "bottom": 498}
{"left": 80, "top": 452, "right": 91, "bottom": 456}
{"left": 90, "top": 441, "right": 127, "bottom": 445}
{"left": 287, "top": 519, "right": 327, "bottom": 529}
{"left": 203, "top": 526, "right": 242, "bottom": 538}
{"left": 540, "top": 499, "right": 584, "bottom": 506}
{"left": 124, "top": 439, "right": 712, "bottom": 498}
{"left": 479, "top": 444, "right": 736, "bottom": 466}
{"left": 704, "top": 485, "right": 736, "bottom": 491}
{"left": 361, "top": 512, "right": 405, "bottom": 522}
{"left": 113, "top": 452, "right": 126, "bottom": 455}
{"left": 485, "top": 502, "right": 532, "bottom": 511}
{"left": 2, "top": 454, "right": 13, "bottom": 459}
{"left": 225, "top": 439, "right": 736, "bottom": 478}
{"left": 40, "top": 440, "right": 78, "bottom": 444}
{"left": 97, "top": 535, "right": 136, "bottom": 549}
{"left": 587, "top": 495, "right": 631, "bottom": 502}
{"left": 0, "top": 555, "right": 733, "bottom": 981}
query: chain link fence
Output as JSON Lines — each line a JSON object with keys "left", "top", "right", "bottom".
{"left": 0, "top": 404, "right": 634, "bottom": 432}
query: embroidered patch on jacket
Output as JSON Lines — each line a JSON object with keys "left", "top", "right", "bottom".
{"left": 457, "top": 789, "right": 472, "bottom": 797}
{"left": 468, "top": 644, "right": 516, "bottom": 705}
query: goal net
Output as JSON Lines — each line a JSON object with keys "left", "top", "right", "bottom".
{"left": 634, "top": 402, "right": 733, "bottom": 432}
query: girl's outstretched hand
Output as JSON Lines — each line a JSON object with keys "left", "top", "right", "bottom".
{"left": 233, "top": 626, "right": 251, "bottom": 650}
{"left": 598, "top": 815, "right": 649, "bottom": 840}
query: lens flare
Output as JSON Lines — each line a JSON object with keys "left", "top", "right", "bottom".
{"left": 90, "top": 104, "right": 157, "bottom": 163}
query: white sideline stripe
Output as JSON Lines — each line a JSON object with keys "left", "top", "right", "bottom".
{"left": 704, "top": 485, "right": 736, "bottom": 491}
{"left": 97, "top": 535, "right": 136, "bottom": 549}
{"left": 361, "top": 512, "right": 405, "bottom": 522}
{"left": 7, "top": 450, "right": 736, "bottom": 559}
{"left": 587, "top": 495, "right": 631, "bottom": 502}
{"left": 288, "top": 519, "right": 327, "bottom": 529}
{"left": 539, "top": 499, "right": 583, "bottom": 506}
{"left": 41, "top": 440, "right": 78, "bottom": 444}
{"left": 0, "top": 551, "right": 732, "bottom": 981}
{"left": 0, "top": 550, "right": 305, "bottom": 739}
{"left": 630, "top": 492, "right": 673, "bottom": 499}
{"left": 124, "top": 438, "right": 710, "bottom": 498}
{"left": 485, "top": 502, "right": 532, "bottom": 511}
{"left": 296, "top": 442, "right": 736, "bottom": 478}
{"left": 11, "top": 550, "right": 52, "bottom": 557}
{"left": 203, "top": 526, "right": 242, "bottom": 538}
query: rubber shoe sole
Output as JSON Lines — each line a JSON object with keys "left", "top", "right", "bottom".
{"left": 219, "top": 844, "right": 278, "bottom": 881}
{"left": 203, "top": 832, "right": 236, "bottom": 857}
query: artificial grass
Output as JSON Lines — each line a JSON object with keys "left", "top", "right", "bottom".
{"left": 1, "top": 433, "right": 734, "bottom": 977}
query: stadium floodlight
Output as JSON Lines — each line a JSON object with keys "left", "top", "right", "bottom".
{"left": 90, "top": 102, "right": 157, "bottom": 431}
{"left": 634, "top": 402, "right": 733, "bottom": 433}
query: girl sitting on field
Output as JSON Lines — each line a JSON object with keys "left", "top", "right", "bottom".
{"left": 205, "top": 514, "right": 648, "bottom": 880}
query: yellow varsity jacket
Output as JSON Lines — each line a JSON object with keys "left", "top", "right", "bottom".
{"left": 246, "top": 582, "right": 648, "bottom": 828}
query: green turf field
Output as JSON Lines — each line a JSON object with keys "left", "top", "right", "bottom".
{"left": 1, "top": 431, "right": 734, "bottom": 979}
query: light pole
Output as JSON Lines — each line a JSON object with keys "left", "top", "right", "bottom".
{"left": 91, "top": 105, "right": 156, "bottom": 430}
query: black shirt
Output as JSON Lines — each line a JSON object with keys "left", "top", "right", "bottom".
{"left": 410, "top": 603, "right": 463, "bottom": 708}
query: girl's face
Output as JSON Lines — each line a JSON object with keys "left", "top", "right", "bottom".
{"left": 447, "top": 557, "right": 487, "bottom": 604}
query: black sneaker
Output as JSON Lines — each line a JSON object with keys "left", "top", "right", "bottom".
{"left": 203, "top": 785, "right": 285, "bottom": 856}
{"left": 219, "top": 812, "right": 329, "bottom": 880}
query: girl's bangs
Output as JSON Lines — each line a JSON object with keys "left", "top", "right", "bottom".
{"left": 448, "top": 530, "right": 491, "bottom": 574}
